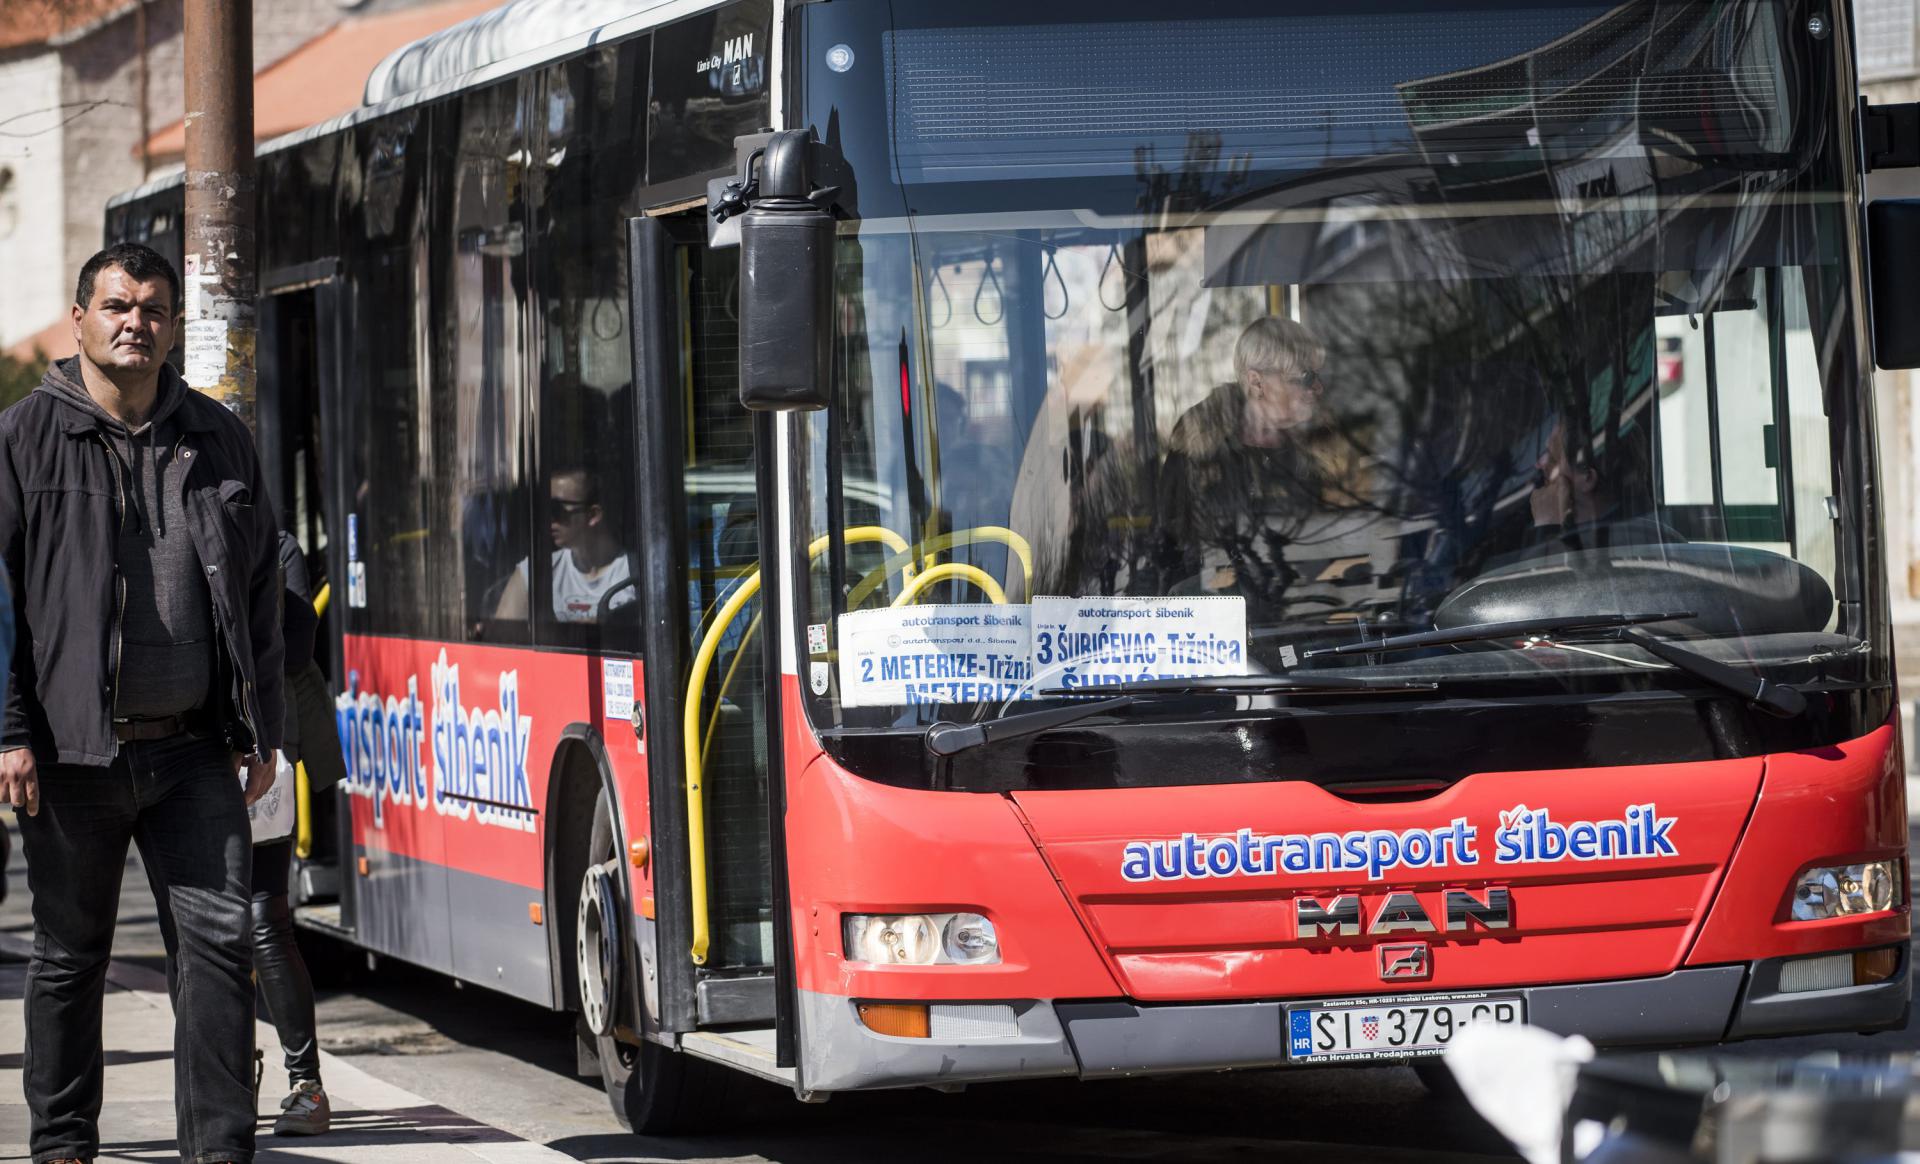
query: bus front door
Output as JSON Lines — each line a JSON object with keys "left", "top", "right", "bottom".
{"left": 628, "top": 213, "right": 783, "bottom": 1043}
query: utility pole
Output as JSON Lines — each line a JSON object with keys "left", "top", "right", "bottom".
{"left": 180, "top": 0, "right": 257, "bottom": 432}
{"left": 135, "top": 0, "right": 150, "bottom": 180}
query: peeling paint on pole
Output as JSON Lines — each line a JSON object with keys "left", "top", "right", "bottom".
{"left": 182, "top": 0, "right": 257, "bottom": 433}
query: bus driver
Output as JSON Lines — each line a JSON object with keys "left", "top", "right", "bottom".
{"left": 493, "top": 467, "right": 635, "bottom": 624}
{"left": 1157, "top": 316, "right": 1360, "bottom": 611}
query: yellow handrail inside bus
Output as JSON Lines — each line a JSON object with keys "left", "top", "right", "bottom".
{"left": 689, "top": 525, "right": 911, "bottom": 649}
{"left": 890, "top": 562, "right": 1007, "bottom": 606}
{"left": 701, "top": 610, "right": 762, "bottom": 768}
{"left": 846, "top": 526, "right": 1035, "bottom": 609}
{"left": 682, "top": 525, "right": 908, "bottom": 964}
{"left": 294, "top": 762, "right": 313, "bottom": 859}
{"left": 293, "top": 582, "right": 330, "bottom": 860}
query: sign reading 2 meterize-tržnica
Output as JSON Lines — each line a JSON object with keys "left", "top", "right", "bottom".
{"left": 837, "top": 604, "right": 1035, "bottom": 707}
{"left": 835, "top": 597, "right": 1246, "bottom": 708}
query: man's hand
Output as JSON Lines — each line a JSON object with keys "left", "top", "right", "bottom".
{"left": 0, "top": 747, "right": 39, "bottom": 817}
{"left": 241, "top": 755, "right": 276, "bottom": 806}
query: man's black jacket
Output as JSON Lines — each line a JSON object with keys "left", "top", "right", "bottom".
{"left": 0, "top": 359, "right": 284, "bottom": 766}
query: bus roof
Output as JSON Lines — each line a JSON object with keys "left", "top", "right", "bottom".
{"left": 364, "top": 0, "right": 657, "bottom": 106}
{"left": 107, "top": 0, "right": 743, "bottom": 212}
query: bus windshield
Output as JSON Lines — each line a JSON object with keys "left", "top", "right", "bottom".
{"left": 793, "top": 0, "right": 1874, "bottom": 730}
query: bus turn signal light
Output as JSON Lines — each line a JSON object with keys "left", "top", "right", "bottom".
{"left": 857, "top": 1003, "right": 930, "bottom": 1038}
{"left": 1855, "top": 946, "right": 1901, "bottom": 985}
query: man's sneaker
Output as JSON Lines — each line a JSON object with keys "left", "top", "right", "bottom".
{"left": 274, "top": 1080, "right": 330, "bottom": 1136}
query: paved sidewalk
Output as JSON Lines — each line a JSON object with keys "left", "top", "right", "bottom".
{"left": 0, "top": 918, "right": 576, "bottom": 1163}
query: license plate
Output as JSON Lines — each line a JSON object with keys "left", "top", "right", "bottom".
{"left": 1286, "top": 993, "right": 1526, "bottom": 1062}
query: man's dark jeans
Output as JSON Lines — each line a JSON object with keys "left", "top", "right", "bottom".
{"left": 18, "top": 734, "right": 256, "bottom": 1164}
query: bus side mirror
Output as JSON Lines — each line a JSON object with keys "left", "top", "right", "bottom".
{"left": 735, "top": 130, "right": 834, "bottom": 411}
{"left": 1869, "top": 199, "right": 1920, "bottom": 370}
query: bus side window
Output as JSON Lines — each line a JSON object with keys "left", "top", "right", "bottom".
{"left": 341, "top": 109, "right": 436, "bottom": 639}
{"left": 432, "top": 78, "right": 534, "bottom": 646}
{"left": 528, "top": 40, "right": 649, "bottom": 651}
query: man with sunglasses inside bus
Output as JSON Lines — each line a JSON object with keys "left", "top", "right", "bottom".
{"left": 494, "top": 466, "right": 635, "bottom": 624}
{"left": 0, "top": 243, "right": 282, "bottom": 1164}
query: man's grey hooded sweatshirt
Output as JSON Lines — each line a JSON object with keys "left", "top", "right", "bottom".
{"left": 39, "top": 360, "right": 214, "bottom": 719}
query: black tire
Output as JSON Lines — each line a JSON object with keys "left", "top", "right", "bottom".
{"left": 578, "top": 789, "right": 736, "bottom": 1134}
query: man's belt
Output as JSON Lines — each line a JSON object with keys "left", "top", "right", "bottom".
{"left": 113, "top": 715, "right": 186, "bottom": 742}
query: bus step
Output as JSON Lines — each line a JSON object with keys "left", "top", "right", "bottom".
{"left": 295, "top": 862, "right": 340, "bottom": 905}
{"left": 697, "top": 974, "right": 775, "bottom": 1025}
{"left": 680, "top": 1026, "right": 793, "bottom": 1087}
{"left": 292, "top": 902, "right": 354, "bottom": 941}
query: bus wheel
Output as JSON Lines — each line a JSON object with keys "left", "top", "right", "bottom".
{"left": 577, "top": 789, "right": 733, "bottom": 1134}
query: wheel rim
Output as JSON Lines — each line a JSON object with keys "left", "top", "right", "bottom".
{"left": 577, "top": 861, "right": 621, "bottom": 1037}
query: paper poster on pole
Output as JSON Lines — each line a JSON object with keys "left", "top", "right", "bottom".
{"left": 1029, "top": 596, "right": 1247, "bottom": 691}
{"left": 184, "top": 254, "right": 202, "bottom": 319}
{"left": 182, "top": 319, "right": 227, "bottom": 388}
{"left": 837, "top": 605, "right": 1032, "bottom": 707}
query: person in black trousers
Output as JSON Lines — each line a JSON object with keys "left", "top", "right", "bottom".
{"left": 252, "top": 530, "right": 346, "bottom": 1136}
{"left": 1, "top": 243, "right": 283, "bottom": 1164}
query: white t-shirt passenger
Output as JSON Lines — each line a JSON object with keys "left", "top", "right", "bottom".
{"left": 515, "top": 550, "right": 635, "bottom": 623}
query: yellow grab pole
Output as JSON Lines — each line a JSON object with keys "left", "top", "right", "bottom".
{"left": 890, "top": 561, "right": 1008, "bottom": 606}
{"left": 292, "top": 581, "right": 329, "bottom": 861}
{"left": 681, "top": 526, "right": 910, "bottom": 964}
{"left": 293, "top": 762, "right": 313, "bottom": 858}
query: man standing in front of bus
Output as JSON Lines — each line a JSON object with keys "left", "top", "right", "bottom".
{"left": 0, "top": 242, "right": 284, "bottom": 1164}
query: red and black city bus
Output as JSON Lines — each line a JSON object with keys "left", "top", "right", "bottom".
{"left": 108, "top": 0, "right": 1920, "bottom": 1133}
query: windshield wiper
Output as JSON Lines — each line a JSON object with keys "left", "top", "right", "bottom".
{"left": 1305, "top": 610, "right": 1806, "bottom": 719}
{"left": 927, "top": 697, "right": 1136, "bottom": 756}
{"left": 1304, "top": 611, "right": 1694, "bottom": 657}
{"left": 1036, "top": 674, "right": 1442, "bottom": 696}
{"left": 926, "top": 675, "right": 1441, "bottom": 757}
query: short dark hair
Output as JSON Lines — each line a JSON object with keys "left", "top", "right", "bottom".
{"left": 75, "top": 243, "right": 180, "bottom": 312}
{"left": 550, "top": 466, "right": 602, "bottom": 503}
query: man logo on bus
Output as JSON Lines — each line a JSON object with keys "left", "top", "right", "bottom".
{"left": 1379, "top": 943, "right": 1431, "bottom": 981}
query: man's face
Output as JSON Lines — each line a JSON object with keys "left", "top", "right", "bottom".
{"left": 1243, "top": 364, "right": 1322, "bottom": 431}
{"left": 72, "top": 266, "right": 176, "bottom": 380}
{"left": 1530, "top": 421, "right": 1595, "bottom": 526}
{"left": 549, "top": 473, "right": 598, "bottom": 548}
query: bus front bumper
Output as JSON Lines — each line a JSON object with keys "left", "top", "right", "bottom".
{"left": 796, "top": 947, "right": 1909, "bottom": 1091}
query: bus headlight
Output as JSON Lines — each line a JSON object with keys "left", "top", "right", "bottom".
{"left": 1790, "top": 860, "right": 1903, "bottom": 921}
{"left": 843, "top": 913, "right": 1000, "bottom": 965}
